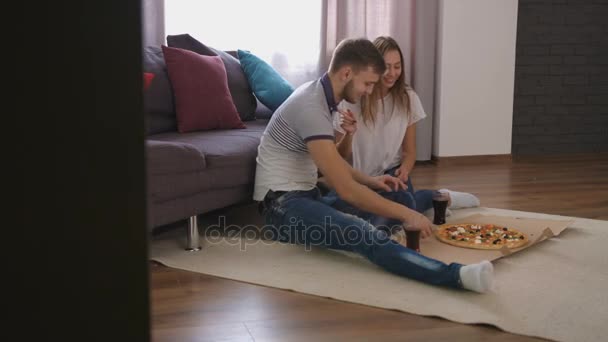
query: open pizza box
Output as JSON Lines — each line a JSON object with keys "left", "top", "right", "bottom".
{"left": 409, "top": 214, "right": 573, "bottom": 265}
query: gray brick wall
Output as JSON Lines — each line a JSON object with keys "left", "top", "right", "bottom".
{"left": 512, "top": 0, "right": 608, "bottom": 154}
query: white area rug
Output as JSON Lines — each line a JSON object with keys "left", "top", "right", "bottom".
{"left": 150, "top": 207, "right": 608, "bottom": 342}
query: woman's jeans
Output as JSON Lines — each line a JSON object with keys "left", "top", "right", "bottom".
{"left": 384, "top": 165, "right": 435, "bottom": 214}
{"left": 260, "top": 188, "right": 463, "bottom": 289}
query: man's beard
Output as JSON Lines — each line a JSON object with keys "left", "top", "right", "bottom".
{"left": 341, "top": 80, "right": 358, "bottom": 104}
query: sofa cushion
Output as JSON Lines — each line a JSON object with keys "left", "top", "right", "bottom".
{"left": 167, "top": 34, "right": 257, "bottom": 121}
{"left": 147, "top": 119, "right": 268, "bottom": 201}
{"left": 146, "top": 140, "right": 206, "bottom": 174}
{"left": 162, "top": 45, "right": 246, "bottom": 133}
{"left": 254, "top": 99, "right": 273, "bottom": 120}
{"left": 237, "top": 49, "right": 294, "bottom": 112}
{"left": 142, "top": 47, "right": 177, "bottom": 135}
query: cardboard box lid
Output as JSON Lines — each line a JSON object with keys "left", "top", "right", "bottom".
{"left": 405, "top": 214, "right": 573, "bottom": 265}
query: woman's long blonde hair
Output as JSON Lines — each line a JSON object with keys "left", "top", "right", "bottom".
{"left": 360, "top": 36, "right": 411, "bottom": 126}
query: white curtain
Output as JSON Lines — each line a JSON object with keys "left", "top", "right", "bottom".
{"left": 321, "top": 0, "right": 438, "bottom": 160}
{"left": 320, "top": 0, "right": 414, "bottom": 82}
{"left": 142, "top": 0, "right": 165, "bottom": 47}
{"left": 164, "top": 0, "right": 323, "bottom": 87}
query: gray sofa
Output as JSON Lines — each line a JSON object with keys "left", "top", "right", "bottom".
{"left": 146, "top": 118, "right": 268, "bottom": 247}
{"left": 143, "top": 44, "right": 270, "bottom": 250}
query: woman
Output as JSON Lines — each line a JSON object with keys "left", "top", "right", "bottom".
{"left": 330, "top": 36, "right": 479, "bottom": 229}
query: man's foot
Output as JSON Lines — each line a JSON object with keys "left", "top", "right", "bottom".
{"left": 459, "top": 260, "right": 494, "bottom": 293}
{"left": 439, "top": 189, "right": 480, "bottom": 209}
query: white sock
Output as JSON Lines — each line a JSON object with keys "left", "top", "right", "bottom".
{"left": 439, "top": 189, "right": 480, "bottom": 209}
{"left": 459, "top": 260, "right": 494, "bottom": 293}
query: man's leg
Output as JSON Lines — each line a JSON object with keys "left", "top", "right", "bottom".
{"left": 326, "top": 189, "right": 415, "bottom": 234}
{"left": 264, "top": 191, "right": 464, "bottom": 289}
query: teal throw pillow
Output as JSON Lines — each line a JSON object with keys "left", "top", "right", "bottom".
{"left": 237, "top": 49, "right": 294, "bottom": 112}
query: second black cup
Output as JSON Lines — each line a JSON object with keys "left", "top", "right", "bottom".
{"left": 432, "top": 191, "right": 449, "bottom": 225}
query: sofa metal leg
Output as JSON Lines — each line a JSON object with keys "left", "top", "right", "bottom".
{"left": 186, "top": 215, "right": 202, "bottom": 251}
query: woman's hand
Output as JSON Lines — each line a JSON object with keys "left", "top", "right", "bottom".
{"left": 394, "top": 165, "right": 410, "bottom": 183}
{"left": 338, "top": 109, "right": 357, "bottom": 135}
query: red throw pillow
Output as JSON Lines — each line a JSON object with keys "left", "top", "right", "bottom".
{"left": 161, "top": 45, "right": 246, "bottom": 132}
{"left": 143, "top": 72, "right": 155, "bottom": 91}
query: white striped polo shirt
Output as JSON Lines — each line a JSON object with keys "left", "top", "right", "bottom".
{"left": 253, "top": 74, "right": 337, "bottom": 201}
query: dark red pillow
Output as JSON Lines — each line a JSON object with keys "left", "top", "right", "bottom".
{"left": 161, "top": 45, "right": 246, "bottom": 132}
{"left": 167, "top": 34, "right": 257, "bottom": 121}
{"left": 143, "top": 72, "right": 155, "bottom": 91}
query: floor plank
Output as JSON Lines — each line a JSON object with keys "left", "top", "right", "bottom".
{"left": 151, "top": 153, "right": 608, "bottom": 341}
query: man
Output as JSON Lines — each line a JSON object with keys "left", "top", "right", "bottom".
{"left": 254, "top": 38, "right": 493, "bottom": 293}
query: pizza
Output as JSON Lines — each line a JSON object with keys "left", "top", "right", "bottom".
{"left": 434, "top": 223, "right": 529, "bottom": 250}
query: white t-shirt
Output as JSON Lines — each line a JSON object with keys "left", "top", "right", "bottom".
{"left": 334, "top": 89, "right": 426, "bottom": 177}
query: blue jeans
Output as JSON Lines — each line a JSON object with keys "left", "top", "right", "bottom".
{"left": 322, "top": 166, "right": 435, "bottom": 232}
{"left": 323, "top": 189, "right": 414, "bottom": 234}
{"left": 262, "top": 188, "right": 463, "bottom": 289}
{"left": 383, "top": 165, "right": 435, "bottom": 214}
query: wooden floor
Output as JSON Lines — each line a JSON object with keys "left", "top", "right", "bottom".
{"left": 150, "top": 153, "right": 608, "bottom": 341}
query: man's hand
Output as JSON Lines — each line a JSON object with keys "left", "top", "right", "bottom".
{"left": 394, "top": 165, "right": 410, "bottom": 183}
{"left": 368, "top": 174, "right": 407, "bottom": 192}
{"left": 338, "top": 109, "right": 357, "bottom": 135}
{"left": 403, "top": 213, "right": 433, "bottom": 239}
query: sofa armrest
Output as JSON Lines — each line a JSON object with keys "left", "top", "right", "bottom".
{"left": 146, "top": 140, "right": 206, "bottom": 174}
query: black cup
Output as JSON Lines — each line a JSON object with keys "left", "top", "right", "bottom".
{"left": 405, "top": 230, "right": 420, "bottom": 252}
{"left": 432, "top": 191, "right": 449, "bottom": 225}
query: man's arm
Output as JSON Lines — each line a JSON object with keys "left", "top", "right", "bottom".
{"left": 349, "top": 167, "right": 393, "bottom": 190}
{"left": 307, "top": 139, "right": 431, "bottom": 236}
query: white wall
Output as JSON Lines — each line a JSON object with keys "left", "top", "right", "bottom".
{"left": 433, "top": 0, "right": 518, "bottom": 157}
{"left": 413, "top": 0, "right": 439, "bottom": 161}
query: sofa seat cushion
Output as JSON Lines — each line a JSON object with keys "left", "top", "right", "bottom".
{"left": 147, "top": 119, "right": 268, "bottom": 202}
{"left": 150, "top": 119, "right": 267, "bottom": 169}
{"left": 146, "top": 140, "right": 207, "bottom": 174}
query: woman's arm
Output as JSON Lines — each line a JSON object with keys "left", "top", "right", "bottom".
{"left": 335, "top": 130, "right": 353, "bottom": 160}
{"left": 396, "top": 123, "right": 417, "bottom": 182}
{"left": 334, "top": 108, "right": 357, "bottom": 160}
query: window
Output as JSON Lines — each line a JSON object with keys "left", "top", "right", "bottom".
{"left": 165, "top": 0, "right": 323, "bottom": 86}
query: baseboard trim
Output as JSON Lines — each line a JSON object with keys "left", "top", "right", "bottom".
{"left": 430, "top": 154, "right": 512, "bottom": 166}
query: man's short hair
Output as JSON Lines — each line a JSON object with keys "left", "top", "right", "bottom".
{"left": 329, "top": 38, "right": 386, "bottom": 75}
